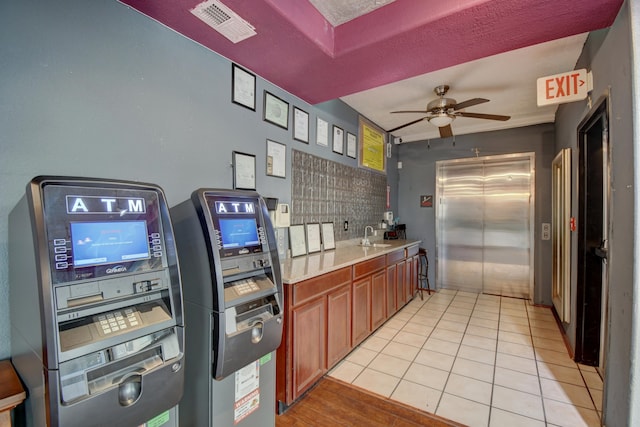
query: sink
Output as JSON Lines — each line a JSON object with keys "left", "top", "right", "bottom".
{"left": 359, "top": 243, "right": 392, "bottom": 248}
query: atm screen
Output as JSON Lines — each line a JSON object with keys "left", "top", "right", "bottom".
{"left": 71, "top": 221, "right": 151, "bottom": 267}
{"left": 219, "top": 218, "right": 260, "bottom": 249}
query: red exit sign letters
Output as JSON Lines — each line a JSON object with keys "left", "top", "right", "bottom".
{"left": 537, "top": 69, "right": 591, "bottom": 106}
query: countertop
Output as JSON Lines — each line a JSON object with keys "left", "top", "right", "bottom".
{"left": 280, "top": 239, "right": 421, "bottom": 284}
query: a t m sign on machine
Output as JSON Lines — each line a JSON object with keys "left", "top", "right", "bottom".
{"left": 171, "top": 189, "right": 283, "bottom": 427}
{"left": 9, "top": 176, "right": 185, "bottom": 427}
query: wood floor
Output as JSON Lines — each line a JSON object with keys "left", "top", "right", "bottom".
{"left": 275, "top": 377, "right": 464, "bottom": 427}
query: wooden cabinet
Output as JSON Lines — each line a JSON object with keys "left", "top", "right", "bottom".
{"left": 352, "top": 276, "right": 371, "bottom": 346}
{"left": 396, "top": 259, "right": 406, "bottom": 308}
{"left": 292, "top": 298, "right": 325, "bottom": 400}
{"left": 326, "top": 284, "right": 351, "bottom": 367}
{"left": 277, "top": 266, "right": 352, "bottom": 408}
{"left": 371, "top": 269, "right": 387, "bottom": 329}
{"left": 386, "top": 264, "right": 397, "bottom": 316}
{"left": 352, "top": 256, "right": 386, "bottom": 346}
{"left": 406, "top": 245, "right": 420, "bottom": 301}
{"left": 277, "top": 244, "right": 420, "bottom": 411}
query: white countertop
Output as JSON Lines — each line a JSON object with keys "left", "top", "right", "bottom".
{"left": 280, "top": 239, "right": 421, "bottom": 284}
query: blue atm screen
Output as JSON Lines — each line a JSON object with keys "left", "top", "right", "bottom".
{"left": 219, "top": 218, "right": 260, "bottom": 249}
{"left": 71, "top": 221, "right": 150, "bottom": 267}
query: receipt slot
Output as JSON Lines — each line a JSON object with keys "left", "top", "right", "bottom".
{"left": 9, "top": 176, "right": 184, "bottom": 427}
{"left": 171, "top": 189, "right": 283, "bottom": 427}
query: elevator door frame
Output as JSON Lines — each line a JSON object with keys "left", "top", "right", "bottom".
{"left": 435, "top": 152, "right": 535, "bottom": 301}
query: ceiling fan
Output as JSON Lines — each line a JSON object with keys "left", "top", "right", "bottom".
{"left": 388, "top": 85, "right": 511, "bottom": 138}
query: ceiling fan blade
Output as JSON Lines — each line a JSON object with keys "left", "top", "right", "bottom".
{"left": 453, "top": 98, "right": 489, "bottom": 110}
{"left": 439, "top": 124, "right": 453, "bottom": 138}
{"left": 387, "top": 117, "right": 428, "bottom": 133}
{"left": 457, "top": 112, "right": 511, "bottom": 121}
{"left": 391, "top": 110, "right": 429, "bottom": 114}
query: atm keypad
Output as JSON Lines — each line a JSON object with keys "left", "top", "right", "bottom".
{"left": 233, "top": 279, "right": 260, "bottom": 296}
{"left": 96, "top": 308, "right": 141, "bottom": 335}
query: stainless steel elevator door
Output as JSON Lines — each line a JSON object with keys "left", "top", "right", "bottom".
{"left": 436, "top": 154, "right": 534, "bottom": 299}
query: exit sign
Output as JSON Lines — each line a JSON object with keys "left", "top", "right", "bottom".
{"left": 537, "top": 69, "right": 592, "bottom": 106}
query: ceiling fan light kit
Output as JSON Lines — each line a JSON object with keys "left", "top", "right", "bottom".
{"left": 429, "top": 113, "right": 454, "bottom": 127}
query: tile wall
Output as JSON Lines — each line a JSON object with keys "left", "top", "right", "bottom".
{"left": 291, "top": 149, "right": 387, "bottom": 241}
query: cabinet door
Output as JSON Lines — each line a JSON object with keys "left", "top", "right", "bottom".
{"left": 371, "top": 269, "right": 387, "bottom": 329}
{"left": 386, "top": 264, "right": 397, "bottom": 317}
{"left": 352, "top": 276, "right": 371, "bottom": 346}
{"left": 327, "top": 284, "right": 352, "bottom": 368}
{"left": 292, "top": 298, "right": 326, "bottom": 400}
{"left": 396, "top": 260, "right": 406, "bottom": 309}
{"left": 405, "top": 257, "right": 414, "bottom": 302}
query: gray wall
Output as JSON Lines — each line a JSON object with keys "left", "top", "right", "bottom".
{"left": 555, "top": 1, "right": 638, "bottom": 425}
{"left": 0, "top": 0, "right": 391, "bottom": 359}
{"left": 396, "top": 124, "right": 555, "bottom": 305}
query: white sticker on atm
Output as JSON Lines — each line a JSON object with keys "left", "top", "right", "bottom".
{"left": 234, "top": 361, "right": 260, "bottom": 424}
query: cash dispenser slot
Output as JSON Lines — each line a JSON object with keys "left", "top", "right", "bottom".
{"left": 59, "top": 327, "right": 180, "bottom": 404}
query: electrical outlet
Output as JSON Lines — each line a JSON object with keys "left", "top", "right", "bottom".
{"left": 344, "top": 220, "right": 348, "bottom": 231}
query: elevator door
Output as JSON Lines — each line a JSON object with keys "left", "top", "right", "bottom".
{"left": 436, "top": 154, "right": 534, "bottom": 299}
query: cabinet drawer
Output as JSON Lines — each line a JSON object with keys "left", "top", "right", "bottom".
{"left": 292, "top": 267, "right": 351, "bottom": 306}
{"left": 353, "top": 256, "right": 386, "bottom": 279}
{"left": 386, "top": 249, "right": 405, "bottom": 265}
{"left": 406, "top": 245, "right": 419, "bottom": 258}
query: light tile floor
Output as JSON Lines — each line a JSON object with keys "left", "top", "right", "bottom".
{"left": 328, "top": 289, "right": 603, "bottom": 427}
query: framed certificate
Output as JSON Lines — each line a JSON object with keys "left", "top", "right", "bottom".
{"left": 293, "top": 107, "right": 309, "bottom": 143}
{"left": 305, "top": 223, "right": 321, "bottom": 254}
{"left": 316, "top": 117, "right": 329, "bottom": 147}
{"left": 359, "top": 116, "right": 386, "bottom": 174}
{"left": 321, "top": 222, "right": 335, "bottom": 250}
{"left": 332, "top": 125, "right": 344, "bottom": 155}
{"left": 346, "top": 132, "right": 357, "bottom": 159}
{"left": 264, "top": 91, "right": 289, "bottom": 129}
{"left": 232, "top": 151, "right": 256, "bottom": 190}
{"left": 231, "top": 63, "right": 256, "bottom": 111}
{"left": 289, "top": 225, "right": 307, "bottom": 257}
{"left": 266, "top": 139, "right": 286, "bottom": 178}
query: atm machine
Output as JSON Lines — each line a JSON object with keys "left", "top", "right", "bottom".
{"left": 9, "top": 176, "right": 185, "bottom": 427}
{"left": 171, "top": 189, "right": 283, "bottom": 427}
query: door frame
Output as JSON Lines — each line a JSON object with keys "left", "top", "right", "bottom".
{"left": 575, "top": 95, "right": 610, "bottom": 371}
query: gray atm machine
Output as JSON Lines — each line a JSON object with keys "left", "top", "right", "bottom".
{"left": 9, "top": 176, "right": 184, "bottom": 427}
{"left": 171, "top": 189, "right": 283, "bottom": 427}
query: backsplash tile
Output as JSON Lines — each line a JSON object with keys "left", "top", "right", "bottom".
{"left": 291, "top": 150, "right": 387, "bottom": 241}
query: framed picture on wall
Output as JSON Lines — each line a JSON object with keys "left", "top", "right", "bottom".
{"left": 232, "top": 151, "right": 256, "bottom": 190}
{"left": 346, "top": 132, "right": 357, "bottom": 159}
{"left": 264, "top": 91, "right": 289, "bottom": 129}
{"left": 266, "top": 139, "right": 286, "bottom": 178}
{"left": 316, "top": 117, "right": 329, "bottom": 146}
{"left": 293, "top": 107, "right": 309, "bottom": 143}
{"left": 358, "top": 116, "right": 386, "bottom": 174}
{"left": 231, "top": 63, "right": 256, "bottom": 111}
{"left": 332, "top": 125, "right": 344, "bottom": 155}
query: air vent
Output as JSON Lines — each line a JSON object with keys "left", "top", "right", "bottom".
{"left": 191, "top": 0, "right": 256, "bottom": 43}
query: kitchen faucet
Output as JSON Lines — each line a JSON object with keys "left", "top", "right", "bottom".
{"left": 362, "top": 225, "right": 374, "bottom": 246}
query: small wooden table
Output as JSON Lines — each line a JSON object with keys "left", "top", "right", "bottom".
{"left": 0, "top": 360, "right": 26, "bottom": 427}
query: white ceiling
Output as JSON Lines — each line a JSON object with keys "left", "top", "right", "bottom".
{"left": 308, "top": 0, "right": 396, "bottom": 26}
{"left": 340, "top": 33, "right": 589, "bottom": 143}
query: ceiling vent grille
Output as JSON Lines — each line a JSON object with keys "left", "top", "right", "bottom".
{"left": 191, "top": 0, "right": 256, "bottom": 43}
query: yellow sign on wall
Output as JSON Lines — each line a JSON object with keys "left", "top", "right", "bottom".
{"left": 359, "top": 116, "right": 386, "bottom": 174}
